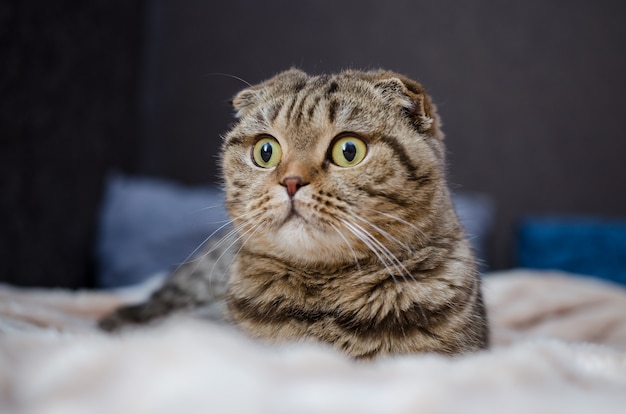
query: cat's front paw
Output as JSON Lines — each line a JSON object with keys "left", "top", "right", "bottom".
{"left": 98, "top": 303, "right": 162, "bottom": 332}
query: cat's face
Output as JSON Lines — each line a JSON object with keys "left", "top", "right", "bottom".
{"left": 222, "top": 69, "right": 448, "bottom": 267}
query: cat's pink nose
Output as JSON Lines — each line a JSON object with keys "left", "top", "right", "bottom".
{"left": 282, "top": 176, "right": 306, "bottom": 197}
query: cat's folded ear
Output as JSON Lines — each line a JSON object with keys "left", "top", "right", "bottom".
{"left": 231, "top": 88, "right": 259, "bottom": 118}
{"left": 231, "top": 69, "right": 309, "bottom": 118}
{"left": 372, "top": 73, "right": 443, "bottom": 139}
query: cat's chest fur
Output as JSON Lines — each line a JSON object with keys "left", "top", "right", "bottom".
{"left": 227, "top": 229, "right": 483, "bottom": 358}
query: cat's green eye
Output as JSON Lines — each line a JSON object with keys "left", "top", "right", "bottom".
{"left": 252, "top": 137, "right": 282, "bottom": 168}
{"left": 330, "top": 136, "right": 368, "bottom": 167}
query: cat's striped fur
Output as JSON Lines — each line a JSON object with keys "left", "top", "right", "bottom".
{"left": 100, "top": 69, "right": 489, "bottom": 358}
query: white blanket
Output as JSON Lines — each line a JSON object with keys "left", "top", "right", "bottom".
{"left": 1, "top": 270, "right": 626, "bottom": 414}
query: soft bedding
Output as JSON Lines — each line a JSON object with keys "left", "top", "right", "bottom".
{"left": 1, "top": 269, "right": 625, "bottom": 414}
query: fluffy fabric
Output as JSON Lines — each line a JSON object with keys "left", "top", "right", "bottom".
{"left": 1, "top": 270, "right": 626, "bottom": 413}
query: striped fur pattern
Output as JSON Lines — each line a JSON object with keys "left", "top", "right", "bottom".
{"left": 223, "top": 69, "right": 488, "bottom": 358}
{"left": 100, "top": 69, "right": 488, "bottom": 358}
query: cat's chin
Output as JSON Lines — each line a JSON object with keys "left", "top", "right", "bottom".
{"left": 259, "top": 218, "right": 356, "bottom": 265}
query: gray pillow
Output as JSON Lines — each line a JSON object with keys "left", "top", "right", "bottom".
{"left": 96, "top": 174, "right": 229, "bottom": 287}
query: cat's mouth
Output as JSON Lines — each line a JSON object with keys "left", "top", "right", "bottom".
{"left": 272, "top": 198, "right": 319, "bottom": 236}
{"left": 277, "top": 197, "right": 316, "bottom": 229}
{"left": 283, "top": 205, "right": 308, "bottom": 224}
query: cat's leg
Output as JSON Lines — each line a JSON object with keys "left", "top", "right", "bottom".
{"left": 99, "top": 248, "right": 232, "bottom": 331}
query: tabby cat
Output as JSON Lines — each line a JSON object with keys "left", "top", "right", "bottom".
{"left": 100, "top": 69, "right": 489, "bottom": 358}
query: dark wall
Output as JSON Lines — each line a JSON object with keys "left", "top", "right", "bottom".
{"left": 0, "top": 1, "right": 144, "bottom": 287}
{"left": 139, "top": 0, "right": 626, "bottom": 269}
{"left": 1, "top": 0, "right": 625, "bottom": 287}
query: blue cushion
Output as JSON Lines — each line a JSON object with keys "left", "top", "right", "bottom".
{"left": 518, "top": 217, "right": 626, "bottom": 285}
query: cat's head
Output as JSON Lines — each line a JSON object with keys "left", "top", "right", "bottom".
{"left": 222, "top": 69, "right": 451, "bottom": 267}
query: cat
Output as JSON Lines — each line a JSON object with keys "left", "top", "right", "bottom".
{"left": 99, "top": 69, "right": 489, "bottom": 359}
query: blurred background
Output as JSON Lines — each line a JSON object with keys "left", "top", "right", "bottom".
{"left": 1, "top": 0, "right": 625, "bottom": 288}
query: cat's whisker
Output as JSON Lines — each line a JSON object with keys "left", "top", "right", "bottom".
{"left": 341, "top": 218, "right": 430, "bottom": 321}
{"left": 203, "top": 72, "right": 252, "bottom": 87}
{"left": 173, "top": 219, "right": 236, "bottom": 272}
{"left": 208, "top": 219, "right": 265, "bottom": 283}
{"left": 345, "top": 219, "right": 418, "bottom": 284}
{"left": 339, "top": 218, "right": 399, "bottom": 283}
{"left": 197, "top": 218, "right": 263, "bottom": 296}
{"left": 178, "top": 209, "right": 259, "bottom": 268}
{"left": 351, "top": 213, "right": 415, "bottom": 254}
{"left": 203, "top": 218, "right": 237, "bottom": 225}
{"left": 328, "top": 222, "right": 361, "bottom": 272}
{"left": 350, "top": 215, "right": 420, "bottom": 284}
{"left": 200, "top": 210, "right": 264, "bottom": 255}
{"left": 191, "top": 203, "right": 229, "bottom": 214}
{"left": 371, "top": 210, "right": 429, "bottom": 246}
{"left": 172, "top": 211, "right": 263, "bottom": 296}
{"left": 178, "top": 204, "right": 269, "bottom": 296}
{"left": 202, "top": 221, "right": 248, "bottom": 256}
